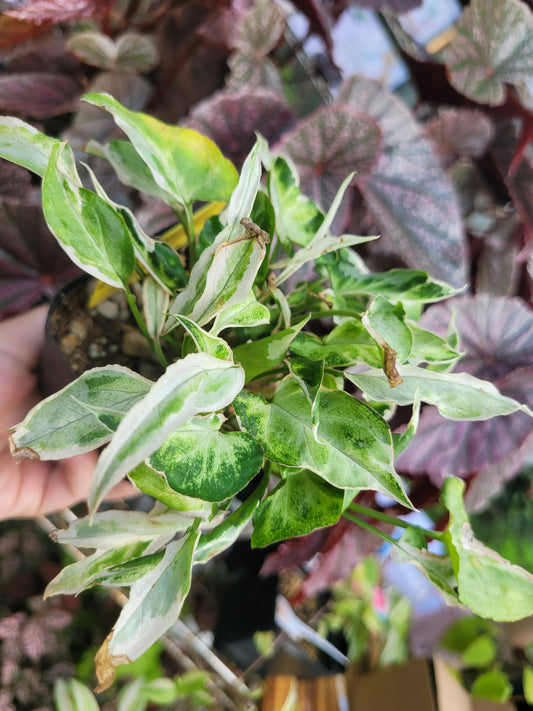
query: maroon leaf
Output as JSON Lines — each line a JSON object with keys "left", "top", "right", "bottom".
{"left": 425, "top": 108, "right": 495, "bottom": 168}
{"left": 226, "top": 52, "right": 283, "bottom": 95}
{"left": 274, "top": 105, "right": 381, "bottom": 227}
{"left": 6, "top": 0, "right": 109, "bottom": 24}
{"left": 0, "top": 159, "right": 31, "bottom": 198}
{"left": 0, "top": 72, "right": 79, "bottom": 118}
{"left": 0, "top": 14, "right": 52, "bottom": 50}
{"left": 337, "top": 74, "right": 467, "bottom": 287}
{"left": 186, "top": 88, "right": 293, "bottom": 167}
{"left": 0, "top": 195, "right": 81, "bottom": 319}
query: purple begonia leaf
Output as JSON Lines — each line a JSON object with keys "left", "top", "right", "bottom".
{"left": 396, "top": 368, "right": 533, "bottom": 484}
{"left": 185, "top": 89, "right": 293, "bottom": 167}
{"left": 444, "top": 0, "right": 533, "bottom": 106}
{"left": 337, "top": 74, "right": 467, "bottom": 287}
{"left": 349, "top": 0, "right": 422, "bottom": 10}
{"left": 397, "top": 295, "right": 533, "bottom": 490}
{"left": 235, "top": 0, "right": 286, "bottom": 58}
{"left": 490, "top": 120, "right": 533, "bottom": 240}
{"left": 274, "top": 106, "right": 381, "bottom": 229}
{"left": 0, "top": 159, "right": 31, "bottom": 198}
{"left": 226, "top": 52, "right": 283, "bottom": 95}
{"left": 0, "top": 73, "right": 79, "bottom": 118}
{"left": 419, "top": 294, "right": 533, "bottom": 380}
{"left": 0, "top": 194, "right": 81, "bottom": 318}
{"left": 6, "top": 0, "right": 109, "bottom": 24}
{"left": 63, "top": 71, "right": 152, "bottom": 149}
{"left": 425, "top": 109, "right": 495, "bottom": 168}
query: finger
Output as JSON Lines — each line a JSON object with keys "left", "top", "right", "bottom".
{"left": 0, "top": 304, "right": 49, "bottom": 370}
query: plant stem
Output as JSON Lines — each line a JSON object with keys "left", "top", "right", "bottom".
{"left": 343, "top": 509, "right": 399, "bottom": 547}
{"left": 175, "top": 203, "right": 197, "bottom": 267}
{"left": 307, "top": 308, "right": 364, "bottom": 321}
{"left": 345, "top": 503, "right": 446, "bottom": 543}
{"left": 123, "top": 285, "right": 168, "bottom": 368}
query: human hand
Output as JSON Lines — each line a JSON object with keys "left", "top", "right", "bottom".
{"left": 0, "top": 306, "right": 133, "bottom": 519}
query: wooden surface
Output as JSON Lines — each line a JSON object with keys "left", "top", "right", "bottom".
{"left": 261, "top": 674, "right": 348, "bottom": 711}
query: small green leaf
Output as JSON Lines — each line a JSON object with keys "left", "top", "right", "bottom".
{"left": 149, "top": 415, "right": 264, "bottom": 502}
{"left": 211, "top": 294, "right": 271, "bottom": 334}
{"left": 523, "top": 665, "right": 533, "bottom": 705}
{"left": 10, "top": 365, "right": 151, "bottom": 460}
{"left": 235, "top": 378, "right": 411, "bottom": 506}
{"left": 461, "top": 634, "right": 498, "bottom": 668}
{"left": 233, "top": 316, "right": 310, "bottom": 381}
{"left": 42, "top": 143, "right": 135, "bottom": 287}
{"left": 320, "top": 251, "right": 461, "bottom": 304}
{"left": 89, "top": 353, "right": 245, "bottom": 514}
{"left": 471, "top": 670, "right": 513, "bottom": 703}
{"left": 251, "top": 469, "right": 344, "bottom": 547}
{"left": 408, "top": 324, "right": 462, "bottom": 367}
{"left": 442, "top": 477, "right": 533, "bottom": 621}
{"left": 347, "top": 365, "right": 532, "bottom": 420}
{"left": 83, "top": 92, "right": 238, "bottom": 207}
{"left": 440, "top": 616, "right": 494, "bottom": 654}
{"left": 364, "top": 296, "right": 412, "bottom": 363}
{"left": 143, "top": 277, "right": 169, "bottom": 341}
{"left": 167, "top": 314, "right": 232, "bottom": 361}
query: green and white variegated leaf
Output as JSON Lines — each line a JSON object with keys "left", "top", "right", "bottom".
{"left": 143, "top": 277, "right": 170, "bottom": 340}
{"left": 54, "top": 678, "right": 100, "bottom": 711}
{"left": 9, "top": 365, "right": 151, "bottom": 460}
{"left": 363, "top": 296, "right": 412, "bottom": 363}
{"left": 44, "top": 543, "right": 148, "bottom": 598}
{"left": 166, "top": 315, "right": 232, "bottom": 360}
{"left": 390, "top": 529, "right": 460, "bottom": 607}
{"left": 251, "top": 469, "right": 344, "bottom": 547}
{"left": 268, "top": 155, "right": 325, "bottom": 253}
{"left": 346, "top": 365, "right": 533, "bottom": 420}
{"left": 319, "top": 249, "right": 462, "bottom": 304}
{"left": 82, "top": 93, "right": 238, "bottom": 207}
{"left": 43, "top": 143, "right": 135, "bottom": 288}
{"left": 232, "top": 316, "right": 310, "bottom": 382}
{"left": 98, "top": 530, "right": 199, "bottom": 679}
{"left": 89, "top": 353, "right": 245, "bottom": 514}
{"left": 54, "top": 510, "right": 201, "bottom": 549}
{"left": 128, "top": 462, "right": 214, "bottom": 516}
{"left": 184, "top": 233, "right": 267, "bottom": 326}
{"left": 87, "top": 138, "right": 174, "bottom": 203}
{"left": 211, "top": 294, "right": 271, "bottom": 335}
{"left": 84, "top": 161, "right": 186, "bottom": 292}
{"left": 0, "top": 116, "right": 78, "bottom": 180}
{"left": 234, "top": 378, "right": 411, "bottom": 506}
{"left": 195, "top": 475, "right": 268, "bottom": 563}
{"left": 408, "top": 324, "right": 462, "bottom": 368}
{"left": 442, "top": 477, "right": 533, "bottom": 621}
{"left": 149, "top": 413, "right": 264, "bottom": 501}
{"left": 95, "top": 551, "right": 165, "bottom": 589}
{"left": 273, "top": 173, "right": 377, "bottom": 285}
{"left": 393, "top": 395, "right": 420, "bottom": 457}
{"left": 289, "top": 319, "right": 382, "bottom": 369}
{"left": 166, "top": 136, "right": 266, "bottom": 324}
{"left": 288, "top": 357, "right": 324, "bottom": 440}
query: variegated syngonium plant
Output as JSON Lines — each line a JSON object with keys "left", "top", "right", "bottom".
{"left": 1, "top": 93, "right": 533, "bottom": 690}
